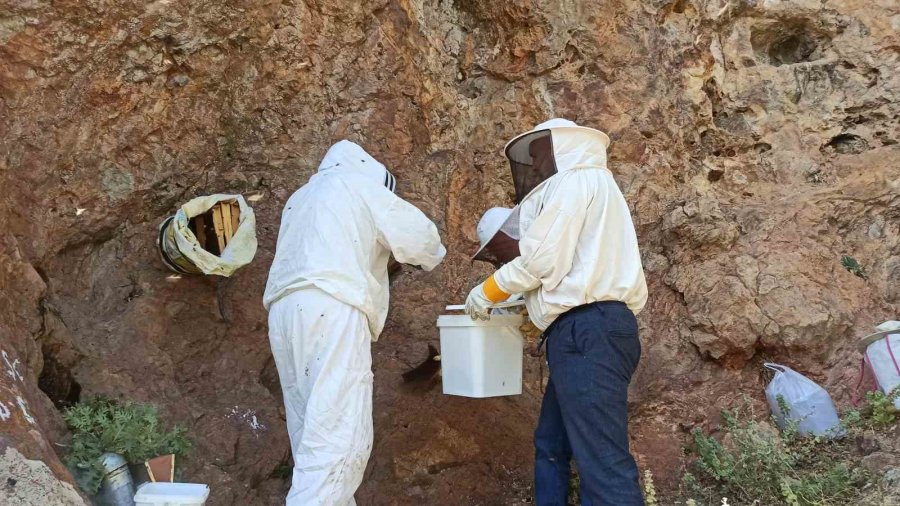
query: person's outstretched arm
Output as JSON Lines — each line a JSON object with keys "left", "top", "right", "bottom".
{"left": 374, "top": 195, "right": 446, "bottom": 271}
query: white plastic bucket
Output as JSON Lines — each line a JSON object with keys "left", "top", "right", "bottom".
{"left": 861, "top": 331, "right": 900, "bottom": 409}
{"left": 437, "top": 313, "right": 524, "bottom": 398}
{"left": 133, "top": 483, "right": 209, "bottom": 506}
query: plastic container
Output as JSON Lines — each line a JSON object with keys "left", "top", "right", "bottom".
{"left": 859, "top": 324, "right": 900, "bottom": 409}
{"left": 133, "top": 483, "right": 209, "bottom": 506}
{"left": 437, "top": 313, "right": 524, "bottom": 398}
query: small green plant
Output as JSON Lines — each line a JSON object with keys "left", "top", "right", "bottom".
{"left": 843, "top": 388, "right": 900, "bottom": 430}
{"left": 63, "top": 397, "right": 191, "bottom": 494}
{"left": 781, "top": 479, "right": 801, "bottom": 506}
{"left": 680, "top": 404, "right": 863, "bottom": 505}
{"left": 644, "top": 469, "right": 658, "bottom": 506}
{"left": 841, "top": 408, "right": 862, "bottom": 428}
{"left": 863, "top": 389, "right": 899, "bottom": 426}
{"left": 776, "top": 394, "right": 791, "bottom": 417}
{"left": 841, "top": 255, "right": 867, "bottom": 280}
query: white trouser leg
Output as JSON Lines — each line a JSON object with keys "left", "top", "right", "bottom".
{"left": 268, "top": 288, "right": 374, "bottom": 506}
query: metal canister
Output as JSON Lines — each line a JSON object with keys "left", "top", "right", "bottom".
{"left": 95, "top": 453, "right": 136, "bottom": 506}
{"left": 157, "top": 215, "right": 203, "bottom": 275}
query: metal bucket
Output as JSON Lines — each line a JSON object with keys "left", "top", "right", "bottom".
{"left": 157, "top": 216, "right": 203, "bottom": 275}
{"left": 96, "top": 453, "right": 136, "bottom": 506}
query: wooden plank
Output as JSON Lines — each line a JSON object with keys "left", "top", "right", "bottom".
{"left": 221, "top": 201, "right": 234, "bottom": 244}
{"left": 145, "top": 461, "right": 156, "bottom": 483}
{"left": 194, "top": 214, "right": 207, "bottom": 251}
{"left": 144, "top": 454, "right": 175, "bottom": 483}
{"left": 230, "top": 201, "right": 240, "bottom": 235}
{"left": 210, "top": 204, "right": 226, "bottom": 254}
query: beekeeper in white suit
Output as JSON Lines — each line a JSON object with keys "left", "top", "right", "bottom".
{"left": 264, "top": 140, "right": 446, "bottom": 505}
{"left": 465, "top": 119, "right": 648, "bottom": 505}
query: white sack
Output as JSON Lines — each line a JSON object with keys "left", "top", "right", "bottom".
{"left": 764, "top": 363, "right": 843, "bottom": 438}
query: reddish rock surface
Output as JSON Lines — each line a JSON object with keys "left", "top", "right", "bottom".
{"left": 1, "top": 0, "right": 898, "bottom": 504}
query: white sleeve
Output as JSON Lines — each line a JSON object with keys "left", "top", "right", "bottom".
{"left": 374, "top": 195, "right": 446, "bottom": 271}
{"left": 493, "top": 175, "right": 590, "bottom": 294}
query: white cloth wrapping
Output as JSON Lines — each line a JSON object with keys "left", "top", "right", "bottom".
{"left": 171, "top": 194, "right": 257, "bottom": 276}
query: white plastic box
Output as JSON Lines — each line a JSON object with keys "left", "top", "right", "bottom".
{"left": 134, "top": 483, "right": 210, "bottom": 506}
{"left": 437, "top": 313, "right": 524, "bottom": 398}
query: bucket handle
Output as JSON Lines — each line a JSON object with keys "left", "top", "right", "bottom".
{"left": 445, "top": 299, "right": 526, "bottom": 312}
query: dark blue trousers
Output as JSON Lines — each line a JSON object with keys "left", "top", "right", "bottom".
{"left": 534, "top": 301, "right": 643, "bottom": 506}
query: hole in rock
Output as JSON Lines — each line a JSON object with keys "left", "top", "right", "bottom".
{"left": 823, "top": 133, "right": 869, "bottom": 154}
{"left": 751, "top": 22, "right": 826, "bottom": 66}
{"left": 707, "top": 169, "right": 725, "bottom": 182}
{"left": 38, "top": 351, "right": 81, "bottom": 410}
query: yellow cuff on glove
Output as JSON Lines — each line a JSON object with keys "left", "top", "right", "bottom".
{"left": 483, "top": 275, "right": 510, "bottom": 303}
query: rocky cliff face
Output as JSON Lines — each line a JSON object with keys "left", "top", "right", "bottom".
{"left": 1, "top": 0, "right": 898, "bottom": 503}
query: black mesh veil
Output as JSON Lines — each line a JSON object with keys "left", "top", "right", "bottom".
{"left": 505, "top": 129, "right": 557, "bottom": 203}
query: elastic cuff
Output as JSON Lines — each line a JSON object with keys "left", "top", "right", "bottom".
{"left": 483, "top": 275, "right": 510, "bottom": 303}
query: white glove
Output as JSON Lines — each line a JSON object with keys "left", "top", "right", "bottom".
{"left": 465, "top": 282, "right": 493, "bottom": 321}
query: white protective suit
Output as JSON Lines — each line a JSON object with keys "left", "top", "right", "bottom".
{"left": 491, "top": 120, "right": 648, "bottom": 330}
{"left": 264, "top": 140, "right": 446, "bottom": 505}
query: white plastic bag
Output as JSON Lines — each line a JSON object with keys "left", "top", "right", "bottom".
{"left": 764, "top": 363, "right": 844, "bottom": 438}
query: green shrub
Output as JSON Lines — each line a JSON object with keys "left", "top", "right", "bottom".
{"left": 843, "top": 388, "right": 900, "bottom": 431}
{"left": 864, "top": 389, "right": 899, "bottom": 427}
{"left": 681, "top": 405, "right": 865, "bottom": 505}
{"left": 63, "top": 397, "right": 191, "bottom": 494}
